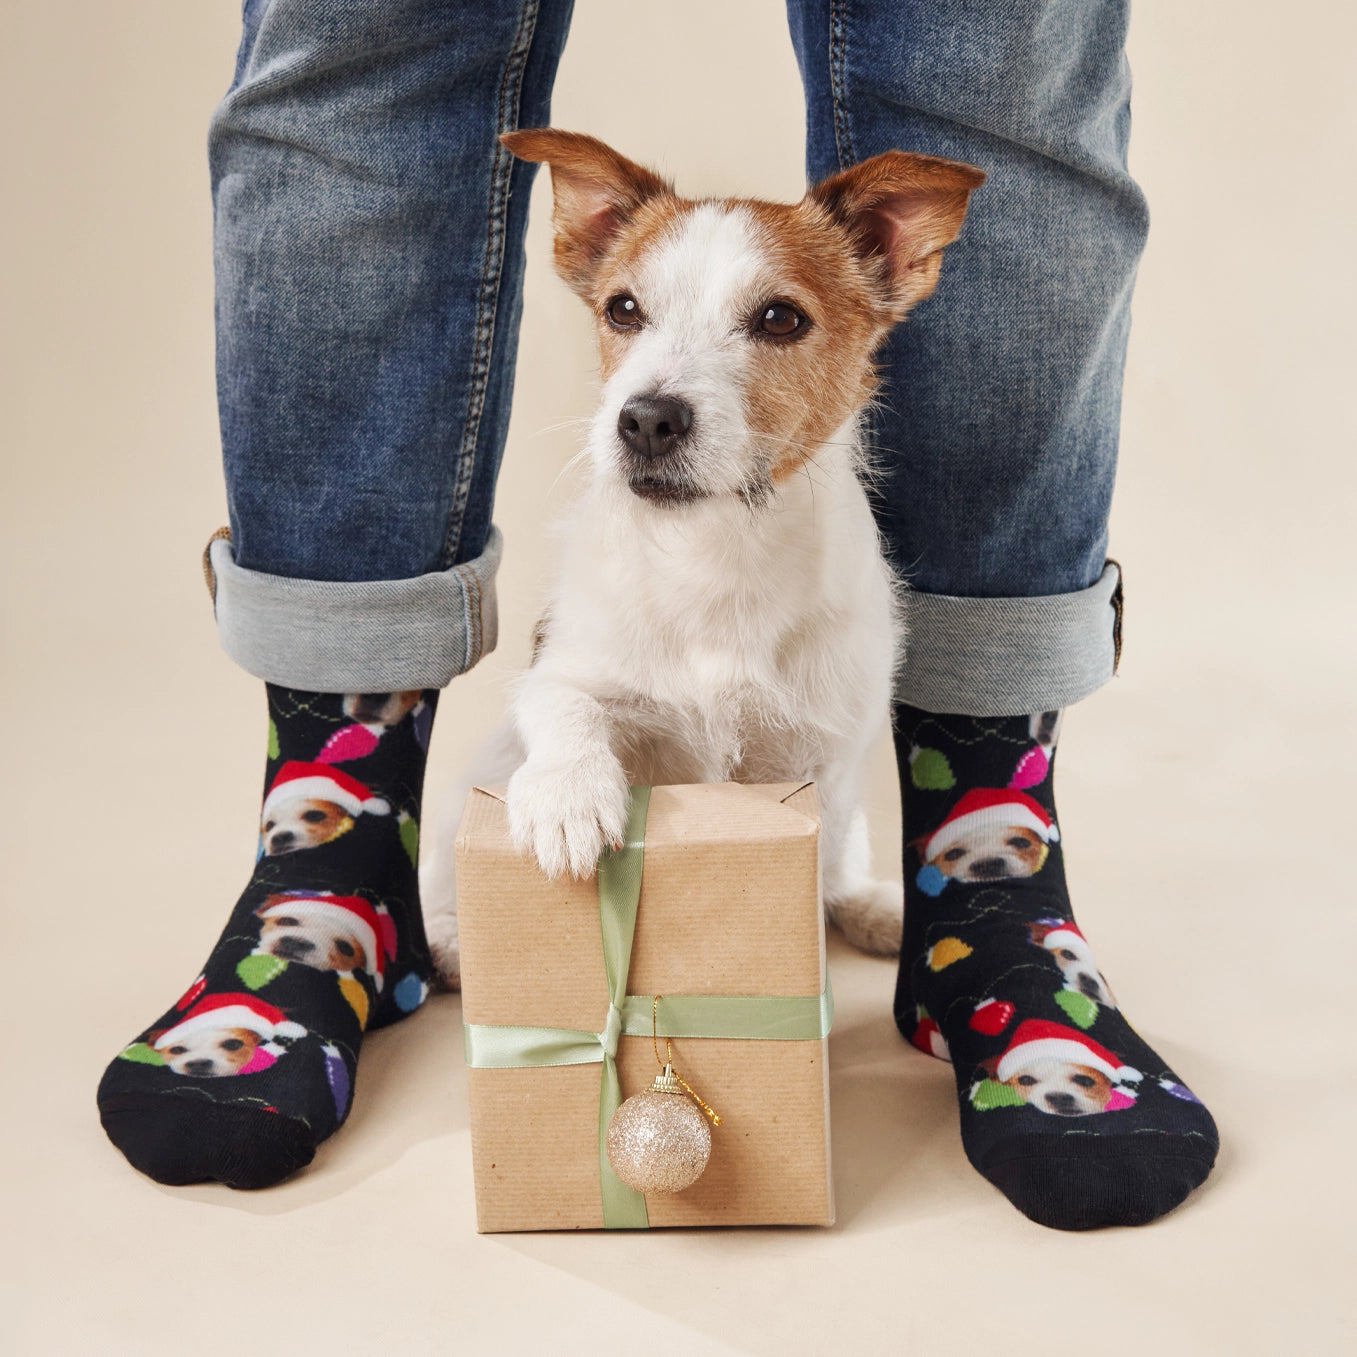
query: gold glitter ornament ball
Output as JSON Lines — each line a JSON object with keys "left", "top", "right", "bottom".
{"left": 606, "top": 1067, "right": 712, "bottom": 1194}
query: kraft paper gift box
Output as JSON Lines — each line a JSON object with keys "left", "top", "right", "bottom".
{"left": 456, "top": 781, "right": 835, "bottom": 1232}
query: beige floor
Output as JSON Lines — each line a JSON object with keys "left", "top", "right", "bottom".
{"left": 5, "top": 2, "right": 1355, "bottom": 1353}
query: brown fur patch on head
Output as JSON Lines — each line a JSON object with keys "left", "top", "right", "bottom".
{"left": 808, "top": 150, "right": 986, "bottom": 322}
{"left": 501, "top": 128, "right": 672, "bottom": 297}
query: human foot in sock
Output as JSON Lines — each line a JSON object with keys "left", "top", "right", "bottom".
{"left": 97, "top": 686, "right": 437, "bottom": 1189}
{"left": 893, "top": 704, "right": 1218, "bottom": 1230}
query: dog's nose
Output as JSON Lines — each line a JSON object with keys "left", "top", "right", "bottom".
{"left": 185, "top": 1059, "right": 216, "bottom": 1077}
{"left": 268, "top": 831, "right": 294, "bottom": 854}
{"left": 969, "top": 857, "right": 1007, "bottom": 879}
{"left": 1046, "top": 1092, "right": 1078, "bottom": 1114}
{"left": 274, "top": 935, "right": 314, "bottom": 959}
{"left": 618, "top": 395, "right": 692, "bottom": 459}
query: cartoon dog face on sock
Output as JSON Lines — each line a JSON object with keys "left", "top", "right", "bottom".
{"left": 256, "top": 896, "right": 368, "bottom": 972}
{"left": 914, "top": 789, "right": 1060, "bottom": 893}
{"left": 262, "top": 800, "right": 354, "bottom": 856}
{"left": 342, "top": 690, "right": 423, "bottom": 727}
{"left": 983, "top": 1019, "right": 1141, "bottom": 1117}
{"left": 1028, "top": 920, "right": 1117, "bottom": 1008}
{"left": 1004, "top": 1059, "right": 1117, "bottom": 1116}
{"left": 155, "top": 1025, "right": 265, "bottom": 1077}
{"left": 252, "top": 893, "right": 395, "bottom": 990}
{"left": 260, "top": 763, "right": 390, "bottom": 857}
{"left": 149, "top": 994, "right": 306, "bottom": 1078}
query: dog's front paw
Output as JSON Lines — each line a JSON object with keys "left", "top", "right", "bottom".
{"left": 826, "top": 879, "right": 903, "bottom": 957}
{"left": 507, "top": 752, "right": 630, "bottom": 879}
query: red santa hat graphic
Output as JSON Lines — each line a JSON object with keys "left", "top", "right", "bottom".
{"left": 153, "top": 993, "right": 307, "bottom": 1055}
{"left": 262, "top": 762, "right": 390, "bottom": 820}
{"left": 996, "top": 1019, "right": 1142, "bottom": 1089}
{"left": 1034, "top": 920, "right": 1091, "bottom": 954}
{"left": 923, "top": 788, "right": 1059, "bottom": 860}
{"left": 256, "top": 894, "right": 398, "bottom": 990}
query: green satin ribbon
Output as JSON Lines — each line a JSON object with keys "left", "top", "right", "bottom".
{"left": 462, "top": 784, "right": 834, "bottom": 1229}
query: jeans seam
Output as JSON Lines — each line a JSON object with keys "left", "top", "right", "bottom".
{"left": 440, "top": 0, "right": 541, "bottom": 571}
{"left": 828, "top": 0, "right": 857, "bottom": 171}
{"left": 455, "top": 560, "right": 484, "bottom": 666}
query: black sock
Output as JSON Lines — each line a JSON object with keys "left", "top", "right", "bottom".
{"left": 893, "top": 703, "right": 1218, "bottom": 1230}
{"left": 97, "top": 685, "right": 437, "bottom": 1189}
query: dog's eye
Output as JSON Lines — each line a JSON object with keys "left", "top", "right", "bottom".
{"left": 605, "top": 294, "right": 643, "bottom": 330}
{"left": 1059, "top": 949, "right": 1077, "bottom": 960}
{"left": 943, "top": 847, "right": 967, "bottom": 862}
{"left": 1007, "top": 836, "right": 1032, "bottom": 850}
{"left": 275, "top": 916, "right": 300, "bottom": 927}
{"left": 335, "top": 939, "right": 355, "bottom": 957}
{"left": 167, "top": 1046, "right": 187, "bottom": 1056}
{"left": 1017, "top": 1075, "right": 1037, "bottom": 1086}
{"left": 263, "top": 820, "right": 276, "bottom": 832}
{"left": 1071, "top": 1074, "right": 1096, "bottom": 1088}
{"left": 220, "top": 1038, "right": 244, "bottom": 1052}
{"left": 755, "top": 301, "right": 808, "bottom": 340}
{"left": 301, "top": 809, "right": 328, "bottom": 823}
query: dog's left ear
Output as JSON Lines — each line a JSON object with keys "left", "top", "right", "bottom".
{"left": 501, "top": 128, "right": 671, "bottom": 298}
{"left": 809, "top": 151, "right": 985, "bottom": 319}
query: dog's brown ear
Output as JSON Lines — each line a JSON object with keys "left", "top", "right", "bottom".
{"left": 501, "top": 128, "right": 671, "bottom": 297}
{"left": 809, "top": 151, "right": 985, "bottom": 319}
{"left": 906, "top": 832, "right": 933, "bottom": 863}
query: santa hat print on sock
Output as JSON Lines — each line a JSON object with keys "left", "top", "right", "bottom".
{"left": 262, "top": 762, "right": 390, "bottom": 820}
{"left": 923, "top": 787, "right": 1059, "bottom": 861}
{"left": 152, "top": 993, "right": 308, "bottom": 1074}
{"left": 256, "top": 894, "right": 398, "bottom": 990}
{"left": 996, "top": 1019, "right": 1142, "bottom": 1103}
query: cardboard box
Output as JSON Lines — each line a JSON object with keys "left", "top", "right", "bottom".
{"left": 457, "top": 781, "right": 834, "bottom": 1232}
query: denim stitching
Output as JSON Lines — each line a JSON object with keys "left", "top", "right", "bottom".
{"left": 440, "top": 0, "right": 541, "bottom": 570}
{"left": 828, "top": 0, "right": 857, "bottom": 171}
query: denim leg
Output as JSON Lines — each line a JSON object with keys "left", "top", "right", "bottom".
{"left": 207, "top": 0, "right": 573, "bottom": 690}
{"left": 787, "top": 0, "right": 1142, "bottom": 713}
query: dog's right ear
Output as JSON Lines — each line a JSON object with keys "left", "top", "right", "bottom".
{"left": 501, "top": 129, "right": 671, "bottom": 297}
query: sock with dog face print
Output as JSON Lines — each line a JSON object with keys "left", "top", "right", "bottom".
{"left": 893, "top": 703, "right": 1218, "bottom": 1230}
{"left": 97, "top": 684, "right": 438, "bottom": 1189}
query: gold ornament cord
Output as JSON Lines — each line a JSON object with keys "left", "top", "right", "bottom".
{"left": 653, "top": 995, "right": 722, "bottom": 1126}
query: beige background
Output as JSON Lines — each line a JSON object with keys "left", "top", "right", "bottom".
{"left": 4, "top": 1, "right": 1355, "bottom": 1353}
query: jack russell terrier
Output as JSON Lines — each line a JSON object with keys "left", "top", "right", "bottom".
{"left": 421, "top": 129, "right": 984, "bottom": 984}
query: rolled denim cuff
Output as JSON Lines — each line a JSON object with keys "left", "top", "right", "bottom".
{"left": 205, "top": 526, "right": 502, "bottom": 691}
{"left": 896, "top": 560, "right": 1123, "bottom": 716}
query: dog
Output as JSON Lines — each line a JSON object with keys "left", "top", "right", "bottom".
{"left": 1004, "top": 1060, "right": 1117, "bottom": 1116}
{"left": 251, "top": 892, "right": 396, "bottom": 991}
{"left": 912, "top": 787, "right": 1060, "bottom": 894}
{"left": 977, "top": 1019, "right": 1142, "bottom": 1116}
{"left": 154, "top": 1027, "right": 263, "bottom": 1078}
{"left": 259, "top": 762, "right": 390, "bottom": 856}
{"left": 343, "top": 690, "right": 423, "bottom": 727}
{"left": 421, "top": 129, "right": 984, "bottom": 977}
{"left": 255, "top": 896, "right": 368, "bottom": 972}
{"left": 148, "top": 994, "right": 307, "bottom": 1078}
{"left": 1028, "top": 920, "right": 1117, "bottom": 1008}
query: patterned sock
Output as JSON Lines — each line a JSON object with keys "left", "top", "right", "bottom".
{"left": 97, "top": 685, "right": 437, "bottom": 1189}
{"left": 893, "top": 703, "right": 1218, "bottom": 1230}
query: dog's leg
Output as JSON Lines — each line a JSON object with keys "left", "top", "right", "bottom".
{"left": 507, "top": 670, "right": 629, "bottom": 878}
{"left": 419, "top": 718, "right": 525, "bottom": 988}
{"left": 819, "top": 777, "right": 903, "bottom": 957}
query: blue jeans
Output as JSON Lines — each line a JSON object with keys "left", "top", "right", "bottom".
{"left": 207, "top": 0, "right": 1139, "bottom": 715}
